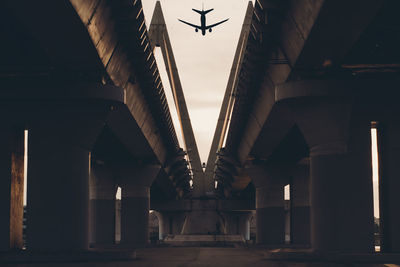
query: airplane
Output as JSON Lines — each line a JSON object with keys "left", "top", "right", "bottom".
{"left": 178, "top": 5, "right": 229, "bottom": 36}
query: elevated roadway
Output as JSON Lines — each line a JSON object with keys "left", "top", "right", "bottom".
{"left": 0, "top": 0, "right": 190, "bottom": 253}
{"left": 220, "top": 0, "right": 400, "bottom": 255}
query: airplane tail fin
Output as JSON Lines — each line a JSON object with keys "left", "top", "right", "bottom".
{"left": 192, "top": 7, "right": 213, "bottom": 15}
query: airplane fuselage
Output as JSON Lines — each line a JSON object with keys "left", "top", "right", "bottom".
{"left": 200, "top": 14, "right": 206, "bottom": 35}
{"left": 178, "top": 7, "right": 228, "bottom": 36}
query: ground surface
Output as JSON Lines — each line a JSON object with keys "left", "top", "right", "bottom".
{"left": 2, "top": 247, "right": 399, "bottom": 267}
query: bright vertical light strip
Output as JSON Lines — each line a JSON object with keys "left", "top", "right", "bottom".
{"left": 116, "top": 186, "right": 122, "bottom": 200}
{"left": 23, "top": 130, "right": 28, "bottom": 206}
{"left": 371, "top": 128, "right": 380, "bottom": 219}
{"left": 154, "top": 47, "right": 185, "bottom": 148}
{"left": 284, "top": 184, "right": 290, "bottom": 200}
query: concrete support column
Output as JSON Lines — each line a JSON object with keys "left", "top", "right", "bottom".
{"left": 0, "top": 127, "right": 24, "bottom": 251}
{"left": 256, "top": 183, "right": 285, "bottom": 245}
{"left": 222, "top": 211, "right": 252, "bottom": 240}
{"left": 310, "top": 120, "right": 373, "bottom": 252}
{"left": 291, "top": 163, "right": 310, "bottom": 247}
{"left": 27, "top": 113, "right": 106, "bottom": 251}
{"left": 120, "top": 186, "right": 150, "bottom": 245}
{"left": 293, "top": 99, "right": 374, "bottom": 252}
{"left": 89, "top": 164, "right": 117, "bottom": 247}
{"left": 118, "top": 164, "right": 160, "bottom": 246}
{"left": 156, "top": 212, "right": 186, "bottom": 240}
{"left": 379, "top": 119, "right": 400, "bottom": 252}
{"left": 247, "top": 165, "right": 288, "bottom": 245}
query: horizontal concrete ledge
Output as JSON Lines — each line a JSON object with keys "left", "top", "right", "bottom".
{"left": 0, "top": 249, "right": 136, "bottom": 263}
{"left": 0, "top": 82, "right": 124, "bottom": 103}
{"left": 90, "top": 243, "right": 143, "bottom": 250}
{"left": 163, "top": 235, "right": 245, "bottom": 247}
{"left": 275, "top": 79, "right": 400, "bottom": 103}
{"left": 264, "top": 249, "right": 400, "bottom": 264}
{"left": 151, "top": 198, "right": 255, "bottom": 212}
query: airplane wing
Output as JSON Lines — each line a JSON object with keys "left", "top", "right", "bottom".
{"left": 205, "top": 19, "right": 229, "bottom": 30}
{"left": 178, "top": 19, "right": 201, "bottom": 29}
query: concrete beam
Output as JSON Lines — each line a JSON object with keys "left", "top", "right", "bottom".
{"left": 70, "top": 0, "right": 172, "bottom": 165}
{"left": 151, "top": 199, "right": 255, "bottom": 212}
{"left": 4, "top": 0, "right": 105, "bottom": 74}
{"left": 233, "top": 0, "right": 384, "bottom": 165}
{"left": 290, "top": 0, "right": 384, "bottom": 72}
{"left": 206, "top": 1, "right": 254, "bottom": 184}
{"left": 148, "top": 1, "right": 205, "bottom": 195}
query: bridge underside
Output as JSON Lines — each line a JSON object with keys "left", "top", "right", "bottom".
{"left": 218, "top": 0, "right": 400, "bottom": 257}
{"left": 1, "top": 0, "right": 400, "bottom": 265}
{"left": 0, "top": 0, "right": 191, "bottom": 256}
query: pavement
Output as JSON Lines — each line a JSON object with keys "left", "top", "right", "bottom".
{"left": 2, "top": 247, "right": 400, "bottom": 267}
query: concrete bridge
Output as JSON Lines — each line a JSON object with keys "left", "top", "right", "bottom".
{"left": 0, "top": 0, "right": 191, "bottom": 253}
{"left": 217, "top": 0, "right": 400, "bottom": 255}
{"left": 1, "top": 0, "right": 400, "bottom": 265}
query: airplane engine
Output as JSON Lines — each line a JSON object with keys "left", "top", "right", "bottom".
{"left": 195, "top": 28, "right": 198, "bottom": 32}
{"left": 209, "top": 28, "right": 212, "bottom": 32}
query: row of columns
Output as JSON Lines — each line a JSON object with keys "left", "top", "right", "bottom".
{"left": 248, "top": 164, "right": 310, "bottom": 247}
{"left": 0, "top": 103, "right": 161, "bottom": 252}
{"left": 155, "top": 210, "right": 252, "bottom": 240}
{"left": 248, "top": 103, "right": 375, "bottom": 252}
{"left": 247, "top": 79, "right": 400, "bottom": 253}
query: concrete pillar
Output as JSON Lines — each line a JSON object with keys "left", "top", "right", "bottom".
{"left": 115, "top": 199, "right": 121, "bottom": 243}
{"left": 89, "top": 164, "right": 117, "bottom": 247}
{"left": 118, "top": 164, "right": 160, "bottom": 246}
{"left": 379, "top": 119, "right": 400, "bottom": 252}
{"left": 291, "top": 163, "right": 310, "bottom": 247}
{"left": 156, "top": 212, "right": 186, "bottom": 240}
{"left": 121, "top": 186, "right": 150, "bottom": 245}
{"left": 247, "top": 165, "right": 288, "bottom": 246}
{"left": 293, "top": 97, "right": 374, "bottom": 252}
{"left": 222, "top": 211, "right": 252, "bottom": 240}
{"left": 27, "top": 113, "right": 105, "bottom": 251}
{"left": 256, "top": 183, "right": 285, "bottom": 245}
{"left": 182, "top": 206, "right": 224, "bottom": 235}
{"left": 0, "top": 127, "right": 24, "bottom": 251}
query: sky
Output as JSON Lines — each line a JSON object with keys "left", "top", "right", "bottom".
{"left": 142, "top": 0, "right": 254, "bottom": 163}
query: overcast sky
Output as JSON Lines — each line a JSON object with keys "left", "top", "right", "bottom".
{"left": 142, "top": 0, "right": 254, "bottom": 163}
